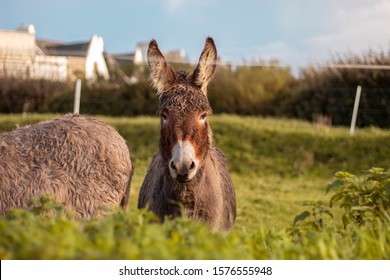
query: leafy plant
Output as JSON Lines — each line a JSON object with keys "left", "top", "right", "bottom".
{"left": 27, "top": 195, "right": 63, "bottom": 216}
{"left": 327, "top": 167, "right": 390, "bottom": 228}
{"left": 293, "top": 201, "right": 333, "bottom": 231}
{"left": 290, "top": 167, "right": 390, "bottom": 252}
{"left": 292, "top": 168, "right": 390, "bottom": 231}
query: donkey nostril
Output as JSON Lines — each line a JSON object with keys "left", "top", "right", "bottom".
{"left": 170, "top": 161, "right": 177, "bottom": 171}
{"left": 189, "top": 161, "right": 196, "bottom": 170}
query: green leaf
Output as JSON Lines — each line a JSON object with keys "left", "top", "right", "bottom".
{"left": 326, "top": 179, "right": 343, "bottom": 194}
{"left": 367, "top": 167, "right": 384, "bottom": 175}
{"left": 293, "top": 211, "right": 310, "bottom": 226}
{"left": 335, "top": 171, "right": 355, "bottom": 179}
{"left": 329, "top": 192, "right": 344, "bottom": 207}
{"left": 316, "top": 207, "right": 334, "bottom": 219}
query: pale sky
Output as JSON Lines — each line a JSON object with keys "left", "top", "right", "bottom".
{"left": 1, "top": 0, "right": 389, "bottom": 69}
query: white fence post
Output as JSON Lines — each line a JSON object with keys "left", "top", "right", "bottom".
{"left": 73, "top": 79, "right": 81, "bottom": 114}
{"left": 350, "top": 85, "right": 362, "bottom": 135}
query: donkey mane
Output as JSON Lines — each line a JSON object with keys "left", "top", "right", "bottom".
{"left": 157, "top": 86, "right": 212, "bottom": 114}
{"left": 138, "top": 37, "right": 236, "bottom": 231}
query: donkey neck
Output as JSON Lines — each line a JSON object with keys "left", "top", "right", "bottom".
{"left": 162, "top": 162, "right": 207, "bottom": 220}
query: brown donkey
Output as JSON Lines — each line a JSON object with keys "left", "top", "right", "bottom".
{"left": 138, "top": 37, "right": 236, "bottom": 231}
{"left": 0, "top": 115, "right": 133, "bottom": 218}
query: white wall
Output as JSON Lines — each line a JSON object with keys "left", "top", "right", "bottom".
{"left": 0, "top": 27, "right": 68, "bottom": 81}
{"left": 31, "top": 55, "right": 68, "bottom": 81}
{"left": 85, "top": 35, "right": 110, "bottom": 80}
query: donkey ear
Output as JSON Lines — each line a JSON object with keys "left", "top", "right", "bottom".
{"left": 192, "top": 37, "right": 217, "bottom": 95}
{"left": 148, "top": 39, "right": 176, "bottom": 95}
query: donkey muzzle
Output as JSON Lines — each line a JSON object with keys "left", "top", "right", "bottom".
{"left": 169, "top": 141, "right": 199, "bottom": 182}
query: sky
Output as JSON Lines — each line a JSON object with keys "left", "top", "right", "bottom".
{"left": 1, "top": 0, "right": 390, "bottom": 70}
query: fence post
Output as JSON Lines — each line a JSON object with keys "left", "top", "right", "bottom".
{"left": 350, "top": 85, "right": 362, "bottom": 135}
{"left": 73, "top": 79, "right": 81, "bottom": 114}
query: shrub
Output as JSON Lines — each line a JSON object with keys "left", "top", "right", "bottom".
{"left": 284, "top": 48, "right": 390, "bottom": 127}
{"left": 327, "top": 167, "right": 390, "bottom": 228}
{"left": 292, "top": 167, "right": 390, "bottom": 231}
{"left": 208, "top": 63, "right": 296, "bottom": 116}
{"left": 0, "top": 77, "right": 66, "bottom": 113}
{"left": 47, "top": 82, "right": 158, "bottom": 116}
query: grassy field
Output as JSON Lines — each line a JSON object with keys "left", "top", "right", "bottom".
{"left": 0, "top": 114, "right": 389, "bottom": 259}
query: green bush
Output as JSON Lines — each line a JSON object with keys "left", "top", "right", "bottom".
{"left": 291, "top": 168, "right": 390, "bottom": 248}
{"left": 208, "top": 63, "right": 296, "bottom": 116}
{"left": 327, "top": 167, "right": 390, "bottom": 228}
{"left": 1, "top": 190, "right": 389, "bottom": 260}
{"left": 284, "top": 48, "right": 390, "bottom": 127}
{"left": 0, "top": 77, "right": 66, "bottom": 113}
{"left": 293, "top": 168, "right": 390, "bottom": 231}
{"left": 288, "top": 168, "right": 390, "bottom": 259}
{"left": 0, "top": 206, "right": 253, "bottom": 260}
{"left": 47, "top": 83, "right": 158, "bottom": 116}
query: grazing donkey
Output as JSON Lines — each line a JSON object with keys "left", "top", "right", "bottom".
{"left": 138, "top": 37, "right": 236, "bottom": 231}
{"left": 0, "top": 114, "right": 133, "bottom": 218}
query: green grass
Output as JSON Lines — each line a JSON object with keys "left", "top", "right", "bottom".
{"left": 0, "top": 113, "right": 389, "bottom": 259}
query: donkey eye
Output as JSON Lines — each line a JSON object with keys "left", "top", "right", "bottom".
{"left": 161, "top": 113, "right": 168, "bottom": 124}
{"left": 199, "top": 112, "right": 208, "bottom": 122}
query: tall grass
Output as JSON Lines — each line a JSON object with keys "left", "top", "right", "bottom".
{"left": 0, "top": 114, "right": 389, "bottom": 259}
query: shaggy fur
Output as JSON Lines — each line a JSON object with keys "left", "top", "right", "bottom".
{"left": 0, "top": 114, "right": 133, "bottom": 218}
{"left": 138, "top": 37, "right": 236, "bottom": 231}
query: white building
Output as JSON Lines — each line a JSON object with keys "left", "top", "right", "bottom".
{"left": 0, "top": 25, "right": 109, "bottom": 81}
{"left": 0, "top": 25, "right": 68, "bottom": 80}
{"left": 37, "top": 35, "right": 110, "bottom": 80}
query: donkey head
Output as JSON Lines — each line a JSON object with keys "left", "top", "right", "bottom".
{"left": 148, "top": 37, "right": 217, "bottom": 183}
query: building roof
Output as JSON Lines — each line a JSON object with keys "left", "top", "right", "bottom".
{"left": 37, "top": 39, "right": 90, "bottom": 57}
{"left": 108, "top": 52, "right": 134, "bottom": 64}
